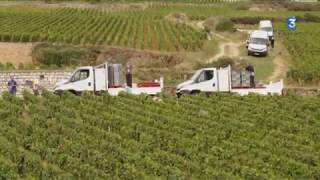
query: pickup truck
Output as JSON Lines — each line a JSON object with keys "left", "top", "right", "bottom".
{"left": 53, "top": 62, "right": 163, "bottom": 96}
{"left": 176, "top": 65, "right": 283, "bottom": 96}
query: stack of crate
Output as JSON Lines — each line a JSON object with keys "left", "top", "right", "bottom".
{"left": 231, "top": 71, "right": 241, "bottom": 87}
{"left": 241, "top": 71, "right": 251, "bottom": 87}
{"left": 231, "top": 71, "right": 252, "bottom": 87}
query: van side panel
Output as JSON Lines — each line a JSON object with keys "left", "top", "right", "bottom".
{"left": 94, "top": 69, "right": 107, "bottom": 91}
{"left": 217, "top": 67, "right": 231, "bottom": 92}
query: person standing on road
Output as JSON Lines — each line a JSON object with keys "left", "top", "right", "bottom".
{"left": 271, "top": 38, "right": 275, "bottom": 48}
{"left": 33, "top": 78, "right": 41, "bottom": 96}
{"left": 7, "top": 75, "right": 17, "bottom": 95}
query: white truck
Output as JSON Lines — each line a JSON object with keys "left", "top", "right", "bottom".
{"left": 246, "top": 30, "right": 270, "bottom": 56}
{"left": 176, "top": 65, "right": 283, "bottom": 96}
{"left": 53, "top": 62, "right": 163, "bottom": 96}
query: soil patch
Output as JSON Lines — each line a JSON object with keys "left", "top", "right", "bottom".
{"left": 97, "top": 47, "right": 183, "bottom": 68}
{"left": 165, "top": 13, "right": 189, "bottom": 25}
{"left": 0, "top": 42, "right": 35, "bottom": 65}
{"left": 268, "top": 55, "right": 288, "bottom": 81}
{"left": 249, "top": 3, "right": 287, "bottom": 11}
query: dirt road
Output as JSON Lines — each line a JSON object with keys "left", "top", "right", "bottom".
{"left": 268, "top": 55, "right": 288, "bottom": 81}
{"left": 208, "top": 33, "right": 243, "bottom": 63}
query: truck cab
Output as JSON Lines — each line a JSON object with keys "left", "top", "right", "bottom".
{"left": 54, "top": 66, "right": 95, "bottom": 94}
{"left": 176, "top": 66, "right": 231, "bottom": 95}
{"left": 259, "top": 20, "right": 274, "bottom": 47}
{"left": 246, "top": 30, "right": 269, "bottom": 56}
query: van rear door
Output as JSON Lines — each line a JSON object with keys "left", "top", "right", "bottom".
{"left": 217, "top": 66, "right": 231, "bottom": 92}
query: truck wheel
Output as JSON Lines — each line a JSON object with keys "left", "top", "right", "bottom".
{"left": 190, "top": 90, "right": 200, "bottom": 95}
{"left": 69, "top": 90, "right": 81, "bottom": 96}
{"left": 176, "top": 91, "right": 189, "bottom": 98}
{"left": 54, "top": 90, "right": 63, "bottom": 96}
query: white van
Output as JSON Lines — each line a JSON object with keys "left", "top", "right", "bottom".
{"left": 259, "top": 20, "right": 274, "bottom": 48}
{"left": 246, "top": 30, "right": 269, "bottom": 56}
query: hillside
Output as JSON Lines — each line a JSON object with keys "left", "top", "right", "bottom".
{"left": 1, "top": 91, "right": 320, "bottom": 178}
{"left": 0, "top": 2, "right": 320, "bottom": 86}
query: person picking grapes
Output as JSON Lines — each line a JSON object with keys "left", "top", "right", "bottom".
{"left": 7, "top": 75, "right": 18, "bottom": 95}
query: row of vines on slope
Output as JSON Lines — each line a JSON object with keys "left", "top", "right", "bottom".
{"left": 277, "top": 23, "right": 320, "bottom": 84}
{"left": 0, "top": 7, "right": 206, "bottom": 51}
{"left": 0, "top": 91, "right": 319, "bottom": 178}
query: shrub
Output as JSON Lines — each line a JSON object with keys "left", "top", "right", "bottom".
{"left": 196, "top": 57, "right": 235, "bottom": 69}
{"left": 303, "top": 13, "right": 320, "bottom": 22}
{"left": 203, "top": 17, "right": 216, "bottom": 33}
{"left": 215, "top": 19, "right": 234, "bottom": 32}
{"left": 0, "top": 62, "right": 4, "bottom": 70}
{"left": 5, "top": 62, "right": 15, "bottom": 70}
{"left": 235, "top": 2, "right": 251, "bottom": 10}
{"left": 230, "top": 17, "right": 281, "bottom": 25}
{"left": 286, "top": 2, "right": 320, "bottom": 11}
{"left": 23, "top": 63, "right": 35, "bottom": 70}
{"left": 18, "top": 63, "right": 24, "bottom": 70}
{"left": 32, "top": 43, "right": 98, "bottom": 68}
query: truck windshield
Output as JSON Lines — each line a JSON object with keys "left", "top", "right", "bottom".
{"left": 70, "top": 69, "right": 90, "bottom": 82}
{"left": 196, "top": 70, "right": 214, "bottom": 83}
{"left": 250, "top": 38, "right": 268, "bottom": 45}
{"left": 260, "top": 27, "right": 273, "bottom": 32}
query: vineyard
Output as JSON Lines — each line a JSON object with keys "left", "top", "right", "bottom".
{"left": 1, "top": 4, "right": 320, "bottom": 52}
{"left": 277, "top": 23, "right": 320, "bottom": 84}
{"left": 0, "top": 91, "right": 320, "bottom": 178}
{"left": 0, "top": 6, "right": 206, "bottom": 52}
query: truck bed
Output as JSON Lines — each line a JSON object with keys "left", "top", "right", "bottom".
{"left": 231, "top": 80, "right": 283, "bottom": 95}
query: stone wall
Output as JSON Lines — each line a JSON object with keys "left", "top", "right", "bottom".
{"left": 0, "top": 70, "right": 72, "bottom": 95}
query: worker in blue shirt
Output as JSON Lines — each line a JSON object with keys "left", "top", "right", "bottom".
{"left": 7, "top": 76, "right": 17, "bottom": 95}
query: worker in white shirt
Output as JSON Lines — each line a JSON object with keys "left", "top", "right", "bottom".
{"left": 33, "top": 79, "right": 41, "bottom": 96}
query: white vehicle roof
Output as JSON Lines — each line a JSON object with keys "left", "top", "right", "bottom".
{"left": 250, "top": 30, "right": 268, "bottom": 39}
{"left": 259, "top": 20, "right": 272, "bottom": 28}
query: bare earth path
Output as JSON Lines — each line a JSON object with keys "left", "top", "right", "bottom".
{"left": 207, "top": 33, "right": 243, "bottom": 63}
{"left": 268, "top": 55, "right": 288, "bottom": 81}
{"left": 193, "top": 21, "right": 243, "bottom": 63}
{"left": 0, "top": 42, "right": 34, "bottom": 65}
{"left": 193, "top": 21, "right": 289, "bottom": 81}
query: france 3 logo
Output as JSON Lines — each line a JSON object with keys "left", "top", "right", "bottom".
{"left": 286, "top": 16, "right": 296, "bottom": 30}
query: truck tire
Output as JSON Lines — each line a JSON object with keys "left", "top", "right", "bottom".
{"left": 190, "top": 90, "right": 200, "bottom": 95}
{"left": 247, "top": 51, "right": 251, "bottom": 56}
{"left": 176, "top": 90, "right": 189, "bottom": 98}
{"left": 69, "top": 90, "right": 81, "bottom": 96}
{"left": 54, "top": 90, "right": 63, "bottom": 96}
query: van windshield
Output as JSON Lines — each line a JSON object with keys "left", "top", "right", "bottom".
{"left": 260, "top": 27, "right": 273, "bottom": 32}
{"left": 250, "top": 38, "right": 268, "bottom": 45}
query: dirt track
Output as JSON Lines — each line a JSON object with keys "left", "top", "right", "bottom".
{"left": 208, "top": 33, "right": 242, "bottom": 63}
{"left": 268, "top": 55, "right": 288, "bottom": 81}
